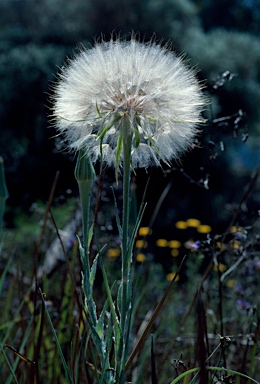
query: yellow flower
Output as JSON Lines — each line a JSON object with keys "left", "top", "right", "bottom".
{"left": 136, "top": 239, "right": 148, "bottom": 248}
{"left": 168, "top": 240, "right": 181, "bottom": 248}
{"left": 197, "top": 224, "right": 212, "bottom": 233}
{"left": 214, "top": 263, "right": 227, "bottom": 272}
{"left": 186, "top": 218, "right": 201, "bottom": 227}
{"left": 166, "top": 272, "right": 180, "bottom": 282}
{"left": 171, "top": 249, "right": 179, "bottom": 257}
{"left": 107, "top": 248, "right": 121, "bottom": 258}
{"left": 156, "top": 239, "right": 168, "bottom": 247}
{"left": 226, "top": 279, "right": 236, "bottom": 288}
{"left": 136, "top": 253, "right": 146, "bottom": 262}
{"left": 138, "top": 227, "right": 152, "bottom": 236}
{"left": 175, "top": 221, "right": 188, "bottom": 229}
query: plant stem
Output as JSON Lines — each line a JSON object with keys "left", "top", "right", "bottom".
{"left": 75, "top": 150, "right": 96, "bottom": 325}
{"left": 75, "top": 150, "right": 95, "bottom": 252}
{"left": 119, "top": 117, "right": 133, "bottom": 382}
{"left": 122, "top": 134, "right": 132, "bottom": 284}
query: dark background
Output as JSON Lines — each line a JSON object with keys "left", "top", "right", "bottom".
{"left": 1, "top": 0, "right": 259, "bottom": 236}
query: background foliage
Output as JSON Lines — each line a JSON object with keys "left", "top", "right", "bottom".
{"left": 0, "top": 0, "right": 259, "bottom": 262}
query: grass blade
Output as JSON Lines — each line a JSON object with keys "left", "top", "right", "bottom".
{"left": 39, "top": 288, "right": 73, "bottom": 384}
{"left": 169, "top": 366, "right": 260, "bottom": 384}
{"left": 125, "top": 256, "right": 186, "bottom": 371}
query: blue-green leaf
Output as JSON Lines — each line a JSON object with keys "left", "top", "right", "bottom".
{"left": 115, "top": 132, "right": 123, "bottom": 184}
{"left": 90, "top": 252, "right": 99, "bottom": 287}
{"left": 110, "top": 187, "right": 123, "bottom": 239}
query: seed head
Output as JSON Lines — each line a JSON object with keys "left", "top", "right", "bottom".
{"left": 52, "top": 36, "right": 206, "bottom": 169}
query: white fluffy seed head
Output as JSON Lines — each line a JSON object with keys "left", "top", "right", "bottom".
{"left": 52, "top": 36, "right": 206, "bottom": 168}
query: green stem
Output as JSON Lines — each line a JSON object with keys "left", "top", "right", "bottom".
{"left": 75, "top": 150, "right": 96, "bottom": 324}
{"left": 122, "top": 140, "right": 132, "bottom": 278}
{"left": 75, "top": 150, "right": 95, "bottom": 253}
{"left": 119, "top": 117, "right": 133, "bottom": 382}
{"left": 79, "top": 181, "right": 91, "bottom": 258}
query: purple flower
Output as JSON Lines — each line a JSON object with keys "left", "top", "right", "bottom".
{"left": 67, "top": 235, "right": 77, "bottom": 248}
{"left": 253, "top": 259, "right": 260, "bottom": 270}
{"left": 236, "top": 299, "right": 250, "bottom": 311}
{"left": 233, "top": 228, "right": 247, "bottom": 241}
{"left": 234, "top": 283, "right": 244, "bottom": 293}
{"left": 186, "top": 240, "right": 200, "bottom": 251}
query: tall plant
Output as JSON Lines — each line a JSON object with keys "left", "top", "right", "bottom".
{"left": 51, "top": 34, "right": 205, "bottom": 383}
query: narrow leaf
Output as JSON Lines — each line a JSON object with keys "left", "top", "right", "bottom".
{"left": 98, "top": 115, "right": 121, "bottom": 162}
{"left": 99, "top": 255, "right": 121, "bottom": 353}
{"left": 115, "top": 132, "right": 123, "bottom": 184}
{"left": 110, "top": 187, "right": 123, "bottom": 238}
{"left": 1, "top": 345, "right": 19, "bottom": 384}
{"left": 126, "top": 257, "right": 186, "bottom": 370}
{"left": 170, "top": 367, "right": 260, "bottom": 384}
{"left": 39, "top": 289, "right": 73, "bottom": 384}
{"left": 88, "top": 224, "right": 94, "bottom": 248}
{"left": 90, "top": 252, "right": 99, "bottom": 287}
{"left": 126, "top": 201, "right": 147, "bottom": 269}
{"left": 95, "top": 299, "right": 108, "bottom": 338}
{"left": 95, "top": 101, "right": 102, "bottom": 118}
{"left": 134, "top": 125, "right": 140, "bottom": 149}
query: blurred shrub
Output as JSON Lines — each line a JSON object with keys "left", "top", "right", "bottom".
{"left": 0, "top": 0, "right": 259, "bottom": 219}
{"left": 183, "top": 29, "right": 260, "bottom": 129}
{"left": 0, "top": 0, "right": 93, "bottom": 44}
{"left": 196, "top": 0, "right": 260, "bottom": 35}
